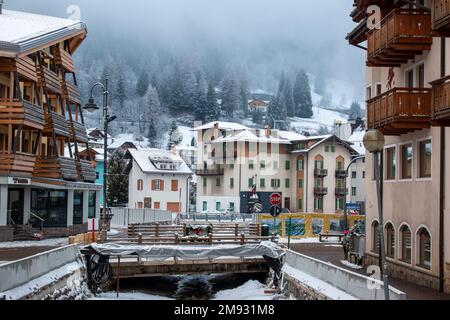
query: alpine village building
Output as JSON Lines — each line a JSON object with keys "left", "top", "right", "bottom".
{"left": 195, "top": 122, "right": 361, "bottom": 215}
{"left": 347, "top": 0, "right": 450, "bottom": 292}
{"left": 0, "top": 8, "right": 101, "bottom": 241}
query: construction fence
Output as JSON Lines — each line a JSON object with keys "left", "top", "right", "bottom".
{"left": 110, "top": 208, "right": 174, "bottom": 226}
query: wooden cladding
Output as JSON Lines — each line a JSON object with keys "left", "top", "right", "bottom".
{"left": 54, "top": 47, "right": 76, "bottom": 73}
{"left": 431, "top": 75, "right": 450, "bottom": 122}
{"left": 78, "top": 159, "right": 97, "bottom": 182}
{"left": 16, "top": 57, "right": 38, "bottom": 82}
{"left": 0, "top": 152, "right": 36, "bottom": 177}
{"left": 62, "top": 81, "right": 81, "bottom": 104}
{"left": 34, "top": 156, "right": 78, "bottom": 181}
{"left": 432, "top": 0, "right": 450, "bottom": 35}
{"left": 37, "top": 68, "right": 62, "bottom": 95}
{"left": 367, "top": 87, "right": 431, "bottom": 135}
{"left": 367, "top": 9, "right": 432, "bottom": 67}
{"left": 44, "top": 111, "right": 70, "bottom": 137}
{"left": 0, "top": 99, "right": 45, "bottom": 129}
{"left": 70, "top": 121, "right": 88, "bottom": 143}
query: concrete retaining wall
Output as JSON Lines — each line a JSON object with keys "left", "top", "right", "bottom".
{"left": 283, "top": 250, "right": 406, "bottom": 300}
{"left": 0, "top": 245, "right": 81, "bottom": 293}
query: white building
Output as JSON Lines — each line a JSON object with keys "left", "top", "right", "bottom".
{"left": 125, "top": 148, "right": 192, "bottom": 212}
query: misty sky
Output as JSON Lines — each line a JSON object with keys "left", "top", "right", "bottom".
{"left": 5, "top": 0, "right": 365, "bottom": 103}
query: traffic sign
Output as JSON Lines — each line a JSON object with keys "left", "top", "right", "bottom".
{"left": 270, "top": 193, "right": 282, "bottom": 206}
{"left": 346, "top": 203, "right": 361, "bottom": 211}
{"left": 270, "top": 205, "right": 281, "bottom": 218}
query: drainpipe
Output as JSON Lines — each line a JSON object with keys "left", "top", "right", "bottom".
{"left": 439, "top": 36, "right": 446, "bottom": 293}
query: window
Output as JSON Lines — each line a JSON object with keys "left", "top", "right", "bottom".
{"left": 386, "top": 223, "right": 395, "bottom": 258}
{"left": 335, "top": 197, "right": 344, "bottom": 210}
{"left": 362, "top": 171, "right": 366, "bottom": 179}
{"left": 419, "top": 140, "right": 432, "bottom": 178}
{"left": 248, "top": 178, "right": 254, "bottom": 188}
{"left": 406, "top": 69, "right": 414, "bottom": 87}
{"left": 401, "top": 144, "right": 413, "bottom": 179}
{"left": 249, "top": 160, "right": 254, "bottom": 170}
{"left": 298, "top": 179, "right": 303, "bottom": 188}
{"left": 314, "top": 197, "right": 323, "bottom": 211}
{"left": 297, "top": 159, "right": 304, "bottom": 171}
{"left": 203, "top": 178, "right": 207, "bottom": 187}
{"left": 271, "top": 179, "right": 281, "bottom": 188}
{"left": 400, "top": 225, "right": 412, "bottom": 263}
{"left": 260, "top": 178, "right": 265, "bottom": 188}
{"left": 352, "top": 171, "right": 357, "bottom": 179}
{"left": 273, "top": 161, "right": 278, "bottom": 170}
{"left": 137, "top": 179, "right": 143, "bottom": 191}
{"left": 285, "top": 179, "right": 290, "bottom": 188}
{"left": 285, "top": 161, "right": 291, "bottom": 170}
{"left": 314, "top": 159, "right": 324, "bottom": 170}
{"left": 154, "top": 202, "right": 160, "bottom": 209}
{"left": 417, "top": 64, "right": 425, "bottom": 88}
{"left": 202, "top": 201, "right": 207, "bottom": 211}
{"left": 315, "top": 179, "right": 322, "bottom": 188}
{"left": 337, "top": 161, "right": 343, "bottom": 170}
{"left": 418, "top": 228, "right": 431, "bottom": 268}
{"left": 325, "top": 145, "right": 330, "bottom": 152}
{"left": 260, "top": 160, "right": 266, "bottom": 169}
{"left": 229, "top": 202, "right": 235, "bottom": 212}
{"left": 298, "top": 198, "right": 303, "bottom": 210}
{"left": 88, "top": 191, "right": 96, "bottom": 219}
{"left": 73, "top": 191, "right": 83, "bottom": 225}
{"left": 372, "top": 221, "right": 380, "bottom": 253}
{"left": 330, "top": 146, "right": 336, "bottom": 153}
{"left": 216, "top": 202, "right": 221, "bottom": 210}
{"left": 230, "top": 178, "right": 234, "bottom": 189}
{"left": 171, "top": 180, "right": 178, "bottom": 191}
{"left": 152, "top": 179, "right": 164, "bottom": 191}
{"left": 352, "top": 187, "right": 357, "bottom": 196}
{"left": 216, "top": 177, "right": 221, "bottom": 187}
{"left": 366, "top": 86, "right": 372, "bottom": 100}
{"left": 385, "top": 147, "right": 396, "bottom": 180}
{"left": 376, "top": 83, "right": 382, "bottom": 96}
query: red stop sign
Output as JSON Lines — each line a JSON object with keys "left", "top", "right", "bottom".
{"left": 270, "top": 193, "right": 282, "bottom": 206}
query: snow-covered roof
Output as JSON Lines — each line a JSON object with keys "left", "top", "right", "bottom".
{"left": 108, "top": 133, "right": 147, "bottom": 150}
{"left": 127, "top": 148, "right": 192, "bottom": 175}
{"left": 211, "top": 129, "right": 291, "bottom": 145}
{"left": 194, "top": 121, "right": 250, "bottom": 131}
{"left": 176, "top": 145, "right": 198, "bottom": 152}
{"left": 0, "top": 9, "right": 87, "bottom": 56}
{"left": 277, "top": 130, "right": 306, "bottom": 141}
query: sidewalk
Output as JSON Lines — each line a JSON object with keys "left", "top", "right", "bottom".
{"left": 290, "top": 242, "right": 450, "bottom": 300}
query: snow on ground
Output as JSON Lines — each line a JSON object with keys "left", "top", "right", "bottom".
{"left": 0, "top": 237, "right": 68, "bottom": 248}
{"left": 93, "top": 292, "right": 175, "bottom": 300}
{"left": 213, "top": 280, "right": 277, "bottom": 300}
{"left": 340, "top": 260, "right": 363, "bottom": 270}
{"left": 178, "top": 126, "right": 195, "bottom": 147}
{"left": 282, "top": 264, "right": 357, "bottom": 300}
{"left": 290, "top": 107, "right": 348, "bottom": 134}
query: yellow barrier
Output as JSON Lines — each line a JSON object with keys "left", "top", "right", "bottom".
{"left": 258, "top": 213, "right": 365, "bottom": 238}
{"left": 68, "top": 231, "right": 101, "bottom": 245}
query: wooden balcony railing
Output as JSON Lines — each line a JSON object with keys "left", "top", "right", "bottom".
{"left": 44, "top": 111, "right": 70, "bottom": 137}
{"left": 431, "top": 75, "right": 450, "bottom": 122}
{"left": 314, "top": 169, "right": 328, "bottom": 177}
{"left": 34, "top": 156, "right": 79, "bottom": 181}
{"left": 70, "top": 121, "right": 89, "bottom": 143}
{"left": 62, "top": 81, "right": 81, "bottom": 104}
{"left": 367, "top": 9, "right": 432, "bottom": 67}
{"left": 195, "top": 168, "right": 225, "bottom": 176}
{"left": 54, "top": 47, "right": 76, "bottom": 73}
{"left": 0, "top": 152, "right": 36, "bottom": 176}
{"left": 37, "top": 68, "right": 62, "bottom": 94}
{"left": 432, "top": 0, "right": 450, "bottom": 35}
{"left": 367, "top": 87, "right": 431, "bottom": 135}
{"left": 78, "top": 159, "right": 97, "bottom": 182}
{"left": 314, "top": 187, "right": 328, "bottom": 196}
{"left": 16, "top": 56, "right": 37, "bottom": 82}
{"left": 0, "top": 99, "right": 45, "bottom": 129}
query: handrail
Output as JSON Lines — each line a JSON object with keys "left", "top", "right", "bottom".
{"left": 27, "top": 211, "right": 44, "bottom": 233}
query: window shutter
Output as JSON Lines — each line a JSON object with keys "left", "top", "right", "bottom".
{"left": 151, "top": 180, "right": 156, "bottom": 191}
{"left": 172, "top": 180, "right": 178, "bottom": 191}
{"left": 160, "top": 180, "right": 165, "bottom": 191}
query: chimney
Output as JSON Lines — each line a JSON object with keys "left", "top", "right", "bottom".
{"left": 264, "top": 126, "right": 271, "bottom": 138}
{"left": 0, "top": 0, "right": 3, "bottom": 14}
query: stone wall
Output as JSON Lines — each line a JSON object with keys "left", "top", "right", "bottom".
{"left": 0, "top": 227, "right": 14, "bottom": 242}
{"left": 283, "top": 273, "right": 330, "bottom": 300}
{"left": 365, "top": 254, "right": 440, "bottom": 291}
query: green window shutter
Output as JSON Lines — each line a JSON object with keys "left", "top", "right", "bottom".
{"left": 299, "top": 179, "right": 303, "bottom": 188}
{"left": 248, "top": 178, "right": 253, "bottom": 188}
{"left": 230, "top": 178, "right": 234, "bottom": 188}
{"left": 285, "top": 179, "right": 290, "bottom": 188}
{"left": 216, "top": 177, "right": 221, "bottom": 187}
{"left": 298, "top": 199, "right": 303, "bottom": 210}
{"left": 285, "top": 161, "right": 290, "bottom": 170}
{"left": 260, "top": 178, "right": 265, "bottom": 188}
{"left": 203, "top": 178, "right": 207, "bottom": 187}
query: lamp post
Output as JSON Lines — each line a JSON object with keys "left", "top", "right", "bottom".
{"left": 363, "top": 129, "right": 390, "bottom": 300}
{"left": 84, "top": 76, "right": 114, "bottom": 239}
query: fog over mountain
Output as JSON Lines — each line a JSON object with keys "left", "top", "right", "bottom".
{"left": 7, "top": 0, "right": 364, "bottom": 97}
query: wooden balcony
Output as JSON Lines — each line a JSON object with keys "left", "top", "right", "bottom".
{"left": 62, "top": 81, "right": 81, "bottom": 104}
{"left": 367, "top": 9, "right": 432, "bottom": 67}
{"left": 195, "top": 168, "right": 225, "bottom": 176}
{"left": 37, "top": 67, "right": 62, "bottom": 95}
{"left": 34, "top": 156, "right": 79, "bottom": 181}
{"left": 314, "top": 169, "right": 328, "bottom": 177}
{"left": 43, "top": 111, "right": 70, "bottom": 137}
{"left": 0, "top": 152, "right": 36, "bottom": 177}
{"left": 54, "top": 47, "right": 76, "bottom": 73}
{"left": 70, "top": 121, "right": 89, "bottom": 143}
{"left": 77, "top": 159, "right": 97, "bottom": 182}
{"left": 431, "top": 75, "right": 450, "bottom": 123}
{"left": 16, "top": 56, "right": 38, "bottom": 82}
{"left": 432, "top": 0, "right": 450, "bottom": 35}
{"left": 367, "top": 88, "right": 432, "bottom": 135}
{"left": 335, "top": 188, "right": 348, "bottom": 197}
{"left": 335, "top": 170, "right": 347, "bottom": 178}
{"left": 314, "top": 187, "right": 328, "bottom": 196}
{"left": 0, "top": 99, "right": 45, "bottom": 129}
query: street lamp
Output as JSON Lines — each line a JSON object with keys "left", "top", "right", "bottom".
{"left": 84, "top": 76, "right": 114, "bottom": 240}
{"left": 363, "top": 129, "right": 390, "bottom": 300}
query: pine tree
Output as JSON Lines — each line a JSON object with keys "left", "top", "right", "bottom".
{"left": 147, "top": 117, "right": 158, "bottom": 147}
{"left": 115, "top": 74, "right": 127, "bottom": 111}
{"left": 293, "top": 70, "right": 313, "bottom": 119}
{"left": 167, "top": 121, "right": 183, "bottom": 150}
{"left": 239, "top": 81, "right": 249, "bottom": 116}
{"left": 283, "top": 77, "right": 295, "bottom": 117}
{"left": 107, "top": 150, "right": 128, "bottom": 206}
{"left": 205, "top": 83, "right": 220, "bottom": 122}
{"left": 350, "top": 101, "right": 362, "bottom": 119}
{"left": 220, "top": 69, "right": 240, "bottom": 118}
{"left": 136, "top": 71, "right": 150, "bottom": 97}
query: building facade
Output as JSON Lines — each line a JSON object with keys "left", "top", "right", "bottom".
{"left": 125, "top": 148, "right": 192, "bottom": 213}
{"left": 0, "top": 9, "right": 101, "bottom": 241}
{"left": 195, "top": 122, "right": 359, "bottom": 215}
{"left": 347, "top": 0, "right": 450, "bottom": 292}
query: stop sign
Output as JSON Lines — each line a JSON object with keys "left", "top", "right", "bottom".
{"left": 270, "top": 193, "right": 282, "bottom": 206}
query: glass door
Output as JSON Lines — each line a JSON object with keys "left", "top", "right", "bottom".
{"left": 8, "top": 189, "right": 24, "bottom": 225}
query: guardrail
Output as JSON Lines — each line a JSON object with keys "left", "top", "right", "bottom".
{"left": 180, "top": 213, "right": 256, "bottom": 223}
